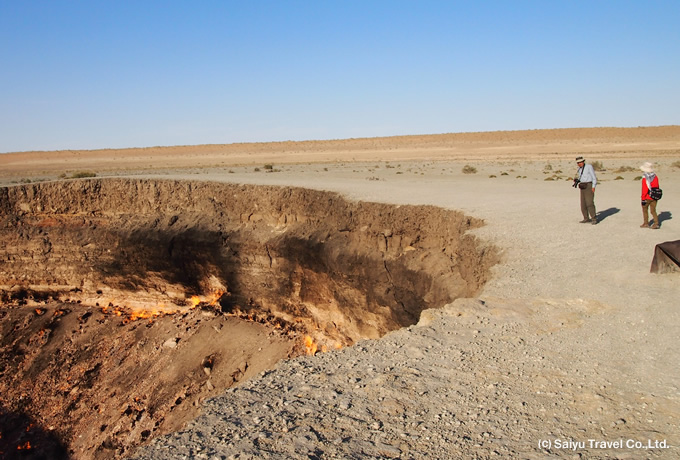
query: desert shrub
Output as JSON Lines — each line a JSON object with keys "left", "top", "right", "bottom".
{"left": 501, "top": 172, "right": 509, "bottom": 176}
{"left": 462, "top": 165, "right": 477, "bottom": 174}
{"left": 489, "top": 174, "right": 497, "bottom": 178}
{"left": 591, "top": 160, "right": 604, "bottom": 171}
{"left": 615, "top": 176, "right": 624, "bottom": 180}
{"left": 254, "top": 167, "right": 261, "bottom": 172}
{"left": 614, "top": 166, "right": 637, "bottom": 173}
{"left": 544, "top": 177, "right": 554, "bottom": 181}
{"left": 671, "top": 160, "right": 680, "bottom": 169}
{"left": 544, "top": 163, "right": 553, "bottom": 171}
{"left": 634, "top": 176, "right": 642, "bottom": 180}
{"left": 71, "top": 171, "right": 97, "bottom": 178}
{"left": 264, "top": 164, "right": 273, "bottom": 170}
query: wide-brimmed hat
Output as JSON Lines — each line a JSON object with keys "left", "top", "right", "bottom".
{"left": 640, "top": 162, "right": 654, "bottom": 173}
{"left": 575, "top": 156, "right": 585, "bottom": 163}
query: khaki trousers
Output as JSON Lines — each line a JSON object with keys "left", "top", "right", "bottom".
{"left": 642, "top": 200, "right": 658, "bottom": 226}
{"left": 579, "top": 183, "right": 596, "bottom": 220}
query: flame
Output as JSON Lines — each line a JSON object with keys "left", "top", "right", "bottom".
{"left": 17, "top": 441, "right": 32, "bottom": 450}
{"left": 304, "top": 336, "right": 318, "bottom": 355}
{"left": 34, "top": 308, "right": 46, "bottom": 316}
{"left": 97, "top": 289, "right": 227, "bottom": 324}
{"left": 188, "top": 290, "right": 224, "bottom": 308}
{"left": 209, "top": 290, "right": 225, "bottom": 306}
{"left": 101, "top": 304, "right": 165, "bottom": 324}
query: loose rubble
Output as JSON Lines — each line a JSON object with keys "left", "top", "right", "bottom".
{"left": 132, "top": 298, "right": 679, "bottom": 459}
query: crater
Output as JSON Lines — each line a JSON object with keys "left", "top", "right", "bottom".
{"left": 0, "top": 179, "right": 497, "bottom": 459}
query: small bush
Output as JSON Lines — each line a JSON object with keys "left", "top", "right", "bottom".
{"left": 254, "top": 167, "right": 261, "bottom": 172}
{"left": 501, "top": 172, "right": 509, "bottom": 176}
{"left": 264, "top": 164, "right": 274, "bottom": 170}
{"left": 544, "top": 177, "right": 554, "bottom": 181}
{"left": 614, "top": 166, "right": 636, "bottom": 173}
{"left": 489, "top": 174, "right": 497, "bottom": 178}
{"left": 71, "top": 171, "right": 97, "bottom": 179}
{"left": 615, "top": 176, "right": 624, "bottom": 180}
{"left": 591, "top": 160, "right": 604, "bottom": 171}
{"left": 671, "top": 160, "right": 680, "bottom": 169}
{"left": 462, "top": 165, "right": 477, "bottom": 174}
{"left": 634, "top": 176, "right": 642, "bottom": 180}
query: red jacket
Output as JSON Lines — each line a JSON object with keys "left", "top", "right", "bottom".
{"left": 641, "top": 174, "right": 659, "bottom": 201}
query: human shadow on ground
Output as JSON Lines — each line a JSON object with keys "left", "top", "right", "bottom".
{"left": 596, "top": 207, "right": 620, "bottom": 222}
{"left": 658, "top": 211, "right": 672, "bottom": 225}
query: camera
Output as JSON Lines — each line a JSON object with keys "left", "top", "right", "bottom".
{"left": 572, "top": 178, "right": 580, "bottom": 188}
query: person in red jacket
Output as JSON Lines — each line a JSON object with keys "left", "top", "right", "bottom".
{"left": 640, "top": 162, "right": 660, "bottom": 229}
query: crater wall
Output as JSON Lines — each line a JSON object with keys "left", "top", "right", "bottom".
{"left": 0, "top": 178, "right": 496, "bottom": 343}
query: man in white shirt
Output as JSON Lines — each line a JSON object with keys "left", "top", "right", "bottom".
{"left": 574, "top": 156, "right": 598, "bottom": 224}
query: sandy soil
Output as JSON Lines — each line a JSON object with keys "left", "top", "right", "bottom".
{"left": 1, "top": 126, "right": 679, "bottom": 458}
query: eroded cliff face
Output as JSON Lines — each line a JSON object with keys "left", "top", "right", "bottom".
{"left": 0, "top": 179, "right": 495, "bottom": 343}
{"left": 0, "top": 179, "right": 497, "bottom": 459}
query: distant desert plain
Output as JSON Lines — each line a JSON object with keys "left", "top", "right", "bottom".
{"left": 2, "top": 126, "right": 680, "bottom": 181}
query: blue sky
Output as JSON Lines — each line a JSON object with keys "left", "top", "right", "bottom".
{"left": 1, "top": 1, "right": 678, "bottom": 153}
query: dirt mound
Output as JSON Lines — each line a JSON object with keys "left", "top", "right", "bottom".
{"left": 0, "top": 179, "right": 497, "bottom": 459}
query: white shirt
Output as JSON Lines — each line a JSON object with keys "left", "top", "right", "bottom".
{"left": 577, "top": 163, "right": 597, "bottom": 188}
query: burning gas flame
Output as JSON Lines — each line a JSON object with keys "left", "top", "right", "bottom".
{"left": 98, "top": 290, "right": 227, "bottom": 324}
{"left": 209, "top": 290, "right": 225, "bottom": 306}
{"left": 17, "top": 441, "right": 32, "bottom": 450}
{"left": 304, "top": 336, "right": 318, "bottom": 355}
{"left": 189, "top": 290, "right": 225, "bottom": 308}
{"left": 304, "top": 335, "right": 343, "bottom": 355}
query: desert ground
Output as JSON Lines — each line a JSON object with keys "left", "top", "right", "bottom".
{"left": 1, "top": 126, "right": 679, "bottom": 459}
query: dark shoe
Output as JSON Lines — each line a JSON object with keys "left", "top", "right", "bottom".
{"left": 579, "top": 219, "right": 591, "bottom": 223}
